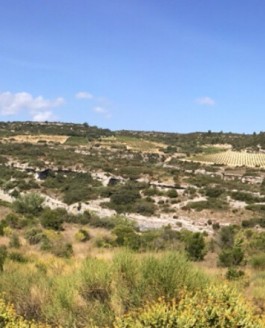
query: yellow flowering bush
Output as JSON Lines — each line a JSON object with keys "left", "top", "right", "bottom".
{"left": 114, "top": 285, "right": 265, "bottom": 328}
{"left": 0, "top": 296, "right": 50, "bottom": 328}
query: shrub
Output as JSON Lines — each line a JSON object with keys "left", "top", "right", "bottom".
{"left": 111, "top": 187, "right": 140, "bottom": 206}
{"left": 13, "top": 193, "right": 44, "bottom": 216}
{"left": 226, "top": 268, "right": 245, "bottom": 280}
{"left": 217, "top": 225, "right": 236, "bottom": 248}
{"left": 167, "top": 189, "right": 178, "bottom": 198}
{"left": 75, "top": 229, "right": 91, "bottom": 242}
{"left": 88, "top": 213, "right": 117, "bottom": 229}
{"left": 205, "top": 187, "right": 224, "bottom": 198}
{"left": 112, "top": 220, "right": 141, "bottom": 250}
{"left": 114, "top": 285, "right": 265, "bottom": 328}
{"left": 0, "top": 295, "right": 49, "bottom": 327}
{"left": 94, "top": 235, "right": 114, "bottom": 248}
{"left": 212, "top": 222, "right": 220, "bottom": 230}
{"left": 79, "top": 258, "right": 112, "bottom": 303}
{"left": 9, "top": 251, "right": 28, "bottom": 263}
{"left": 9, "top": 233, "right": 21, "bottom": 249}
{"left": 4, "top": 213, "right": 26, "bottom": 229}
{"left": 132, "top": 200, "right": 156, "bottom": 216}
{"left": 25, "top": 228, "right": 46, "bottom": 245}
{"left": 0, "top": 246, "right": 7, "bottom": 272}
{"left": 52, "top": 242, "right": 73, "bottom": 258}
{"left": 185, "top": 232, "right": 206, "bottom": 261}
{"left": 40, "top": 208, "right": 64, "bottom": 230}
{"left": 140, "top": 226, "right": 181, "bottom": 251}
{"left": 242, "top": 218, "right": 265, "bottom": 228}
{"left": 218, "top": 247, "right": 244, "bottom": 267}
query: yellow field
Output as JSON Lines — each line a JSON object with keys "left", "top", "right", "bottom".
{"left": 3, "top": 135, "right": 69, "bottom": 144}
{"left": 190, "top": 150, "right": 265, "bottom": 167}
{"left": 100, "top": 136, "right": 166, "bottom": 152}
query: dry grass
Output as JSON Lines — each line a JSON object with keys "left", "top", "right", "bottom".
{"left": 0, "top": 205, "right": 11, "bottom": 218}
{"left": 3, "top": 135, "right": 69, "bottom": 144}
{"left": 100, "top": 136, "right": 166, "bottom": 153}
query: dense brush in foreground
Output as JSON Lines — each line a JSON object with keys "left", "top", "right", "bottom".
{"left": 0, "top": 297, "right": 48, "bottom": 327}
{"left": 114, "top": 285, "right": 264, "bottom": 328}
{"left": 0, "top": 286, "right": 264, "bottom": 327}
{"left": 0, "top": 252, "right": 264, "bottom": 327}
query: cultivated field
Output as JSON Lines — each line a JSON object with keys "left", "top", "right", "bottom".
{"left": 3, "top": 134, "right": 69, "bottom": 144}
{"left": 100, "top": 136, "right": 166, "bottom": 152}
{"left": 190, "top": 150, "right": 265, "bottom": 167}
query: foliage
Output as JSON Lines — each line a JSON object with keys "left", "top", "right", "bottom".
{"left": 8, "top": 251, "right": 28, "bottom": 263}
{"left": 225, "top": 267, "right": 245, "bottom": 280}
{"left": 43, "top": 171, "right": 101, "bottom": 205}
{"left": 0, "top": 246, "right": 7, "bottom": 272}
{"left": 13, "top": 193, "right": 44, "bottom": 216}
{"left": 24, "top": 228, "right": 47, "bottom": 245}
{"left": 40, "top": 208, "right": 65, "bottom": 230}
{"left": 74, "top": 229, "right": 90, "bottom": 242}
{"left": 112, "top": 220, "right": 141, "bottom": 250}
{"left": 9, "top": 233, "right": 21, "bottom": 249}
{"left": 185, "top": 232, "right": 206, "bottom": 261}
{"left": 114, "top": 285, "right": 265, "bottom": 327}
{"left": 218, "top": 246, "right": 245, "bottom": 267}
{"left": 184, "top": 198, "right": 228, "bottom": 211}
{"left": 217, "top": 225, "right": 236, "bottom": 248}
{"left": 0, "top": 295, "right": 49, "bottom": 327}
{"left": 205, "top": 186, "right": 224, "bottom": 198}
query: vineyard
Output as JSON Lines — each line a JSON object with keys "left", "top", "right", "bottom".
{"left": 190, "top": 150, "right": 265, "bottom": 167}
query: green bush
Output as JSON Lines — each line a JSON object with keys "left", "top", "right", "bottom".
{"left": 231, "top": 191, "right": 263, "bottom": 204}
{"left": 132, "top": 200, "right": 156, "bottom": 216}
{"left": 110, "top": 187, "right": 140, "bottom": 206}
{"left": 242, "top": 218, "right": 265, "bottom": 228}
{"left": 25, "top": 227, "right": 46, "bottom": 245}
{"left": 205, "top": 187, "right": 224, "bottom": 198}
{"left": 218, "top": 247, "right": 244, "bottom": 267}
{"left": 13, "top": 193, "right": 44, "bottom": 216}
{"left": 112, "top": 219, "right": 141, "bottom": 250}
{"left": 217, "top": 225, "right": 236, "bottom": 248}
{"left": 185, "top": 232, "right": 206, "bottom": 261}
{"left": 225, "top": 267, "right": 245, "bottom": 280}
{"left": 4, "top": 213, "right": 26, "bottom": 229}
{"left": 40, "top": 208, "right": 65, "bottom": 230}
{"left": 75, "top": 229, "right": 90, "bottom": 242}
{"left": 9, "top": 251, "right": 28, "bottom": 263}
{"left": 167, "top": 189, "right": 178, "bottom": 198}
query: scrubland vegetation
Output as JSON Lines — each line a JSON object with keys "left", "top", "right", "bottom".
{"left": 1, "top": 122, "right": 265, "bottom": 326}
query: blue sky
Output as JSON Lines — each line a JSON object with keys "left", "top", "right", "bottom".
{"left": 1, "top": 0, "right": 265, "bottom": 133}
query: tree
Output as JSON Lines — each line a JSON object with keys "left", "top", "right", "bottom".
{"left": 185, "top": 232, "right": 206, "bottom": 261}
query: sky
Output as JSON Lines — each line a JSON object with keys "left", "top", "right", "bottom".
{"left": 1, "top": 0, "right": 265, "bottom": 133}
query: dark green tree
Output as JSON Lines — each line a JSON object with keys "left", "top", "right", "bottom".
{"left": 185, "top": 232, "right": 206, "bottom": 261}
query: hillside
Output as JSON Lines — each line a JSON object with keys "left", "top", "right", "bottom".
{"left": 1, "top": 122, "right": 265, "bottom": 326}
